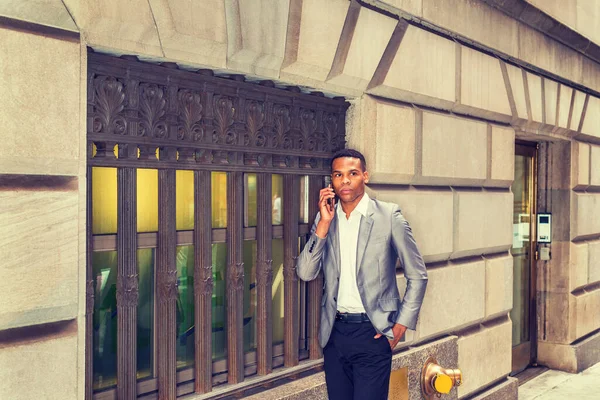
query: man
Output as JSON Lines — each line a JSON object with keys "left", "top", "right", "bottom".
{"left": 296, "top": 149, "right": 428, "bottom": 400}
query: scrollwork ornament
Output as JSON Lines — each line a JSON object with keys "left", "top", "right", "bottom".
{"left": 227, "top": 263, "right": 245, "bottom": 292}
{"left": 256, "top": 260, "right": 274, "bottom": 286}
{"left": 116, "top": 274, "right": 139, "bottom": 307}
{"left": 159, "top": 269, "right": 179, "bottom": 303}
{"left": 272, "top": 104, "right": 291, "bottom": 149}
{"left": 323, "top": 112, "right": 338, "bottom": 152}
{"left": 194, "top": 265, "right": 214, "bottom": 296}
{"left": 245, "top": 101, "right": 265, "bottom": 147}
{"left": 138, "top": 83, "right": 167, "bottom": 138}
{"left": 214, "top": 96, "right": 235, "bottom": 145}
{"left": 93, "top": 76, "right": 127, "bottom": 135}
{"left": 299, "top": 109, "right": 317, "bottom": 139}
{"left": 178, "top": 89, "right": 204, "bottom": 141}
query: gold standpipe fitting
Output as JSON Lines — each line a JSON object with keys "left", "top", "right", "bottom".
{"left": 421, "top": 357, "right": 463, "bottom": 399}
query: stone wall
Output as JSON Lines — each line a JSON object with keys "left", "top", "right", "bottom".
{"left": 0, "top": 23, "right": 86, "bottom": 400}
{"left": 1, "top": 0, "right": 600, "bottom": 399}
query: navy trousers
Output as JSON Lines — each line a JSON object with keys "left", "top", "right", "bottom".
{"left": 323, "top": 320, "right": 392, "bottom": 400}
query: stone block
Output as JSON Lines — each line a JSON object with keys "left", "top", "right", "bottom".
{"left": 583, "top": 57, "right": 600, "bottom": 93}
{"left": 62, "top": 0, "right": 162, "bottom": 57}
{"left": 571, "top": 192, "right": 600, "bottom": 239}
{"left": 456, "top": 46, "right": 512, "bottom": 122}
{"left": 544, "top": 241, "right": 571, "bottom": 293}
{"left": 148, "top": 0, "right": 227, "bottom": 68}
{"left": 557, "top": 84, "right": 573, "bottom": 130}
{"left": 422, "top": 0, "right": 518, "bottom": 57}
{"left": 0, "top": 189, "right": 79, "bottom": 330}
{"left": 0, "top": 325, "right": 78, "bottom": 400}
{"left": 368, "top": 24, "right": 457, "bottom": 110}
{"left": 526, "top": 72, "right": 544, "bottom": 122}
{"left": 505, "top": 63, "right": 527, "bottom": 122}
{"left": 327, "top": 6, "right": 396, "bottom": 92}
{"left": 281, "top": 0, "right": 349, "bottom": 82}
{"left": 580, "top": 95, "right": 600, "bottom": 140}
{"left": 588, "top": 240, "right": 600, "bottom": 284}
{"left": 376, "top": 188, "right": 454, "bottom": 263}
{"left": 570, "top": 241, "right": 589, "bottom": 291}
{"left": 537, "top": 341, "right": 578, "bottom": 373}
{"left": 539, "top": 291, "right": 573, "bottom": 343}
{"left": 543, "top": 78, "right": 559, "bottom": 127}
{"left": 485, "top": 255, "right": 513, "bottom": 318}
{"left": 518, "top": 24, "right": 582, "bottom": 86}
{"left": 380, "top": 0, "right": 423, "bottom": 16}
{"left": 415, "top": 260, "right": 485, "bottom": 339}
{"left": 358, "top": 96, "right": 416, "bottom": 184}
{"left": 539, "top": 330, "right": 600, "bottom": 373}
{"left": 453, "top": 191, "right": 513, "bottom": 259}
{"left": 489, "top": 125, "right": 515, "bottom": 186}
{"left": 457, "top": 319, "right": 512, "bottom": 398}
{"left": 573, "top": 288, "right": 600, "bottom": 338}
{"left": 591, "top": 145, "right": 600, "bottom": 187}
{"left": 571, "top": 141, "right": 590, "bottom": 189}
{"left": 468, "top": 377, "right": 518, "bottom": 400}
{"left": 225, "top": 0, "right": 289, "bottom": 78}
{"left": 570, "top": 90, "right": 586, "bottom": 132}
{"left": 0, "top": 27, "right": 80, "bottom": 176}
{"left": 420, "top": 112, "right": 488, "bottom": 185}
{"left": 0, "top": 0, "right": 78, "bottom": 32}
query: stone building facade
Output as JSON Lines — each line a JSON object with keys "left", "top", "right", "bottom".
{"left": 1, "top": 0, "right": 599, "bottom": 399}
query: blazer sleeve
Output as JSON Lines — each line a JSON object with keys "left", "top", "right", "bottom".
{"left": 390, "top": 206, "right": 428, "bottom": 330}
{"left": 296, "top": 212, "right": 327, "bottom": 282}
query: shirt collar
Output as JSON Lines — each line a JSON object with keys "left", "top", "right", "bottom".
{"left": 336, "top": 192, "right": 370, "bottom": 218}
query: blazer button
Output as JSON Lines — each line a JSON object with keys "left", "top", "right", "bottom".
{"left": 333, "top": 297, "right": 337, "bottom": 302}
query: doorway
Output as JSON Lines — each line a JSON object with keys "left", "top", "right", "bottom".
{"left": 510, "top": 142, "right": 538, "bottom": 374}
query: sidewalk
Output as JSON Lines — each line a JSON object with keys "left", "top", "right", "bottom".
{"left": 518, "top": 362, "right": 600, "bottom": 400}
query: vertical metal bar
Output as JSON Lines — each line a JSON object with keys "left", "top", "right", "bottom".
{"left": 307, "top": 175, "right": 324, "bottom": 360}
{"left": 157, "top": 168, "right": 177, "bottom": 399}
{"left": 116, "top": 167, "right": 138, "bottom": 400}
{"left": 283, "top": 174, "right": 300, "bottom": 367}
{"left": 227, "top": 172, "right": 245, "bottom": 383}
{"left": 256, "top": 173, "right": 273, "bottom": 375}
{"left": 85, "top": 166, "right": 94, "bottom": 400}
{"left": 194, "top": 170, "right": 213, "bottom": 393}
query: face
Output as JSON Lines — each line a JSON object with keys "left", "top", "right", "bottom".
{"left": 331, "top": 157, "right": 369, "bottom": 205}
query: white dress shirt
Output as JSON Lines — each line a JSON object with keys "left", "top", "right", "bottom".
{"left": 336, "top": 192, "right": 370, "bottom": 313}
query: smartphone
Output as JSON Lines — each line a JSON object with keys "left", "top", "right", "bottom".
{"left": 323, "top": 176, "right": 337, "bottom": 207}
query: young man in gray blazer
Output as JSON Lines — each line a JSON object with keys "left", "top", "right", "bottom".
{"left": 296, "top": 149, "right": 428, "bottom": 400}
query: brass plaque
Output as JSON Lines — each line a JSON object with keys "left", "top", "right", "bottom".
{"left": 388, "top": 367, "right": 409, "bottom": 400}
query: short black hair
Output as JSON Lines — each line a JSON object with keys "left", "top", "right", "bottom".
{"left": 331, "top": 148, "right": 367, "bottom": 172}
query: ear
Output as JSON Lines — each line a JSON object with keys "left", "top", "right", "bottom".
{"left": 364, "top": 171, "right": 370, "bottom": 184}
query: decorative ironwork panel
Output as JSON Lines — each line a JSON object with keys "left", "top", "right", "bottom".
{"left": 87, "top": 53, "right": 348, "bottom": 174}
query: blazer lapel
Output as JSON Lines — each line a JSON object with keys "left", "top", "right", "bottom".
{"left": 327, "top": 211, "right": 341, "bottom": 274}
{"left": 355, "top": 201, "right": 375, "bottom": 274}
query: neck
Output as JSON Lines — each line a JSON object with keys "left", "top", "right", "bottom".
{"left": 340, "top": 192, "right": 365, "bottom": 218}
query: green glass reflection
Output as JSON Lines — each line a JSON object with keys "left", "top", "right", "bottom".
{"left": 92, "top": 251, "right": 118, "bottom": 390}
{"left": 272, "top": 175, "right": 284, "bottom": 225}
{"left": 243, "top": 241, "right": 257, "bottom": 353}
{"left": 245, "top": 174, "right": 257, "bottom": 227}
{"left": 138, "top": 248, "right": 155, "bottom": 380}
{"left": 272, "top": 239, "right": 285, "bottom": 344}
{"left": 176, "top": 245, "right": 195, "bottom": 369}
{"left": 212, "top": 243, "right": 227, "bottom": 360}
{"left": 212, "top": 172, "right": 227, "bottom": 228}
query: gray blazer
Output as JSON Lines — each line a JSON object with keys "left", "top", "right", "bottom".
{"left": 296, "top": 197, "right": 428, "bottom": 348}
